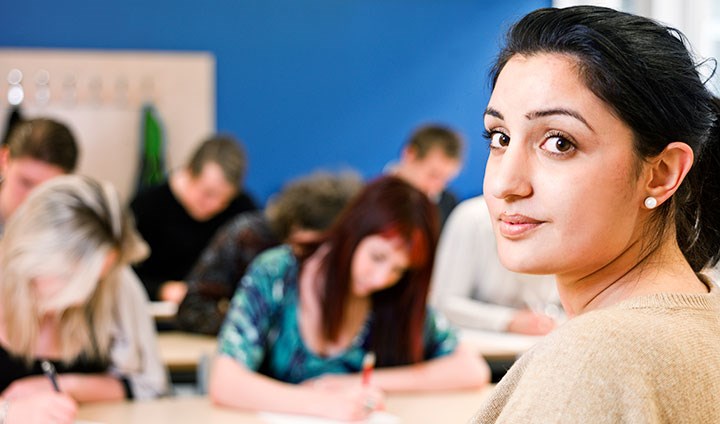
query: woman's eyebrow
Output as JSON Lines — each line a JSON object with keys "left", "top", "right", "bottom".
{"left": 484, "top": 107, "right": 503, "bottom": 120}
{"left": 485, "top": 106, "right": 594, "bottom": 133}
{"left": 526, "top": 108, "right": 595, "bottom": 133}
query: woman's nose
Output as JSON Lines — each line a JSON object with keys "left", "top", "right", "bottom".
{"left": 485, "top": 142, "right": 533, "bottom": 201}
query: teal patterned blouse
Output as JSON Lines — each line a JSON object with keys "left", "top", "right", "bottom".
{"left": 217, "top": 245, "right": 458, "bottom": 384}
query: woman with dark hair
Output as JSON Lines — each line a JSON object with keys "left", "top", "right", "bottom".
{"left": 472, "top": 6, "right": 720, "bottom": 423}
{"left": 210, "top": 176, "right": 489, "bottom": 421}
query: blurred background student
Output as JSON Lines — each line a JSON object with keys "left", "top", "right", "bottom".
{"left": 130, "top": 134, "right": 258, "bottom": 303}
{"left": 431, "top": 195, "right": 561, "bottom": 336}
{"left": 0, "top": 118, "right": 78, "bottom": 235}
{"left": 387, "top": 124, "right": 464, "bottom": 227}
{"left": 0, "top": 176, "right": 167, "bottom": 424}
{"left": 210, "top": 176, "right": 489, "bottom": 422}
{"left": 175, "top": 170, "right": 363, "bottom": 335}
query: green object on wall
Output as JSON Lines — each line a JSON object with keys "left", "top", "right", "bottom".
{"left": 136, "top": 104, "right": 166, "bottom": 192}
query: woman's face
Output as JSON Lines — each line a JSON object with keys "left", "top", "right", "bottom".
{"left": 397, "top": 146, "right": 461, "bottom": 199}
{"left": 182, "top": 163, "right": 237, "bottom": 222}
{"left": 33, "top": 250, "right": 119, "bottom": 309}
{"left": 483, "top": 53, "right": 648, "bottom": 282}
{"left": 0, "top": 155, "right": 65, "bottom": 222}
{"left": 350, "top": 234, "right": 409, "bottom": 297}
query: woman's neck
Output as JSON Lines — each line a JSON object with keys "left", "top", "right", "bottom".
{"left": 35, "top": 313, "right": 62, "bottom": 357}
{"left": 556, "top": 234, "right": 706, "bottom": 317}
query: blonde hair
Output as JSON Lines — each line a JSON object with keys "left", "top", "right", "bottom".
{"left": 0, "top": 175, "right": 148, "bottom": 364}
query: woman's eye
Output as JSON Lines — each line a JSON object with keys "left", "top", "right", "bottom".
{"left": 541, "top": 135, "right": 575, "bottom": 154}
{"left": 487, "top": 131, "right": 510, "bottom": 148}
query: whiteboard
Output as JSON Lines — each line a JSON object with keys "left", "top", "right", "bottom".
{"left": 0, "top": 48, "right": 215, "bottom": 204}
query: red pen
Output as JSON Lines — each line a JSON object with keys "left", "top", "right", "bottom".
{"left": 361, "top": 351, "right": 375, "bottom": 386}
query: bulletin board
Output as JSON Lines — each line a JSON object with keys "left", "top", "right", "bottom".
{"left": 0, "top": 49, "right": 215, "bottom": 204}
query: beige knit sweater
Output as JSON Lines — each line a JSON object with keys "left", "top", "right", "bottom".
{"left": 470, "top": 284, "right": 720, "bottom": 423}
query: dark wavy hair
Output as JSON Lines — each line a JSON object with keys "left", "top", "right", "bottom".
{"left": 265, "top": 170, "right": 363, "bottom": 240}
{"left": 491, "top": 6, "right": 720, "bottom": 272}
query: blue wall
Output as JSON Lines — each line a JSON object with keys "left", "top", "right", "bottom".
{"left": 0, "top": 0, "right": 550, "bottom": 205}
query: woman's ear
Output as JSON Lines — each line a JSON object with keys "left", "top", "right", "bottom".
{"left": 644, "top": 142, "right": 694, "bottom": 206}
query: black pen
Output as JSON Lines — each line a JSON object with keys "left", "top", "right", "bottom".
{"left": 40, "top": 360, "right": 61, "bottom": 392}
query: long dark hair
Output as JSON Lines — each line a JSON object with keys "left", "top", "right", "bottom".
{"left": 313, "top": 175, "right": 439, "bottom": 366}
{"left": 492, "top": 6, "right": 720, "bottom": 272}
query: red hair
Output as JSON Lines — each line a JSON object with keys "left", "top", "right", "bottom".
{"left": 314, "top": 176, "right": 439, "bottom": 366}
{"left": 377, "top": 226, "right": 430, "bottom": 269}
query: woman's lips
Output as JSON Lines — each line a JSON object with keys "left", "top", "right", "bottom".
{"left": 498, "top": 213, "right": 544, "bottom": 238}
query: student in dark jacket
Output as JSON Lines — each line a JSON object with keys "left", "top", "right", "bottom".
{"left": 130, "top": 134, "right": 257, "bottom": 302}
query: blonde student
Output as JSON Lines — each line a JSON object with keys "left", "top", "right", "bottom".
{"left": 471, "top": 6, "right": 720, "bottom": 423}
{"left": 0, "top": 176, "right": 167, "bottom": 424}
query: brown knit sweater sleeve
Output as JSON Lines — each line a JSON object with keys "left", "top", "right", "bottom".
{"left": 470, "top": 290, "right": 720, "bottom": 423}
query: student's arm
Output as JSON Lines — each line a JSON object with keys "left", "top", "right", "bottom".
{"left": 58, "top": 374, "right": 125, "bottom": 401}
{"left": 371, "top": 343, "right": 489, "bottom": 392}
{"left": 175, "top": 277, "right": 227, "bottom": 334}
{"left": 308, "top": 343, "right": 489, "bottom": 393}
{"left": 107, "top": 268, "right": 169, "bottom": 399}
{"left": 307, "top": 309, "right": 491, "bottom": 393}
{"left": 1, "top": 373, "right": 123, "bottom": 402}
{"left": 210, "top": 355, "right": 383, "bottom": 421}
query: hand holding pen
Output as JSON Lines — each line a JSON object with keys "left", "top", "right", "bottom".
{"left": 361, "top": 351, "right": 378, "bottom": 414}
{"left": 361, "top": 351, "right": 375, "bottom": 387}
{"left": 40, "top": 361, "right": 78, "bottom": 423}
{"left": 297, "top": 352, "right": 384, "bottom": 421}
{"left": 0, "top": 361, "right": 77, "bottom": 424}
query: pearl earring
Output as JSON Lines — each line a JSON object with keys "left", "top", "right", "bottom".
{"left": 644, "top": 196, "right": 658, "bottom": 209}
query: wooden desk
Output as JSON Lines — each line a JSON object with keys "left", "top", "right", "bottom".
{"left": 460, "top": 329, "right": 542, "bottom": 362}
{"left": 155, "top": 329, "right": 538, "bottom": 378}
{"left": 157, "top": 331, "right": 217, "bottom": 373}
{"left": 149, "top": 301, "right": 179, "bottom": 321}
{"left": 77, "top": 387, "right": 493, "bottom": 423}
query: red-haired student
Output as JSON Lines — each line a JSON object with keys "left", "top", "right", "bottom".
{"left": 210, "top": 176, "right": 489, "bottom": 421}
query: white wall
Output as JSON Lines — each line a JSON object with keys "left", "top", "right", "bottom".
{"left": 0, "top": 49, "right": 215, "bottom": 204}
